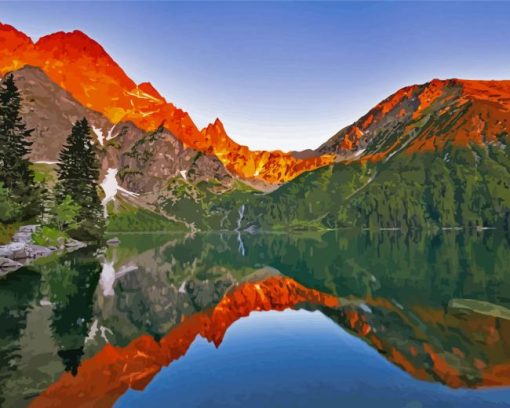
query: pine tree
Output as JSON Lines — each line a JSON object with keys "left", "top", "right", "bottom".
{"left": 0, "top": 74, "right": 42, "bottom": 219}
{"left": 57, "top": 118, "right": 104, "bottom": 240}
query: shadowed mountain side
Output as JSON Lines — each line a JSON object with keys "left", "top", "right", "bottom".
{"left": 2, "top": 66, "right": 233, "bottom": 195}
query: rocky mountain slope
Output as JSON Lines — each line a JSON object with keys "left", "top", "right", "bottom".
{"left": 0, "top": 23, "right": 334, "bottom": 184}
{"left": 3, "top": 66, "right": 233, "bottom": 196}
{"left": 318, "top": 78, "right": 510, "bottom": 160}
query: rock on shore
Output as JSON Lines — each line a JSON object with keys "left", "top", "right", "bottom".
{"left": 0, "top": 225, "right": 86, "bottom": 276}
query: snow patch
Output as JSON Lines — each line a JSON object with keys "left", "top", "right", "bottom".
{"left": 107, "top": 125, "right": 116, "bottom": 141}
{"left": 359, "top": 303, "right": 372, "bottom": 314}
{"left": 85, "top": 320, "right": 99, "bottom": 343}
{"left": 35, "top": 160, "right": 58, "bottom": 165}
{"left": 101, "top": 168, "right": 139, "bottom": 218}
{"left": 100, "top": 259, "right": 138, "bottom": 297}
{"left": 180, "top": 170, "right": 188, "bottom": 181}
{"left": 178, "top": 280, "right": 187, "bottom": 294}
{"left": 101, "top": 168, "right": 119, "bottom": 218}
{"left": 85, "top": 319, "right": 113, "bottom": 344}
{"left": 125, "top": 88, "right": 161, "bottom": 103}
{"left": 92, "top": 126, "right": 105, "bottom": 146}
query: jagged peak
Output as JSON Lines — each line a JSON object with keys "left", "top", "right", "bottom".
{"left": 0, "top": 22, "right": 32, "bottom": 39}
{"left": 35, "top": 29, "right": 112, "bottom": 60}
{"left": 0, "top": 22, "right": 33, "bottom": 48}
{"left": 138, "top": 81, "right": 165, "bottom": 101}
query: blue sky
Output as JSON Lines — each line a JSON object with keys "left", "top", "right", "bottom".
{"left": 3, "top": 2, "right": 510, "bottom": 151}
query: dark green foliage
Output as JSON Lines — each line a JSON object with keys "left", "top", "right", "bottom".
{"left": 0, "top": 74, "right": 43, "bottom": 219}
{"left": 57, "top": 118, "right": 105, "bottom": 240}
{"left": 237, "top": 142, "right": 510, "bottom": 231}
{"left": 0, "top": 182, "right": 21, "bottom": 223}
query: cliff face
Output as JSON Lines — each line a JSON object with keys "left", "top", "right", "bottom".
{"left": 2, "top": 66, "right": 232, "bottom": 194}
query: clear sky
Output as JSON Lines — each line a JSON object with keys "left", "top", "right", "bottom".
{"left": 3, "top": 1, "right": 510, "bottom": 151}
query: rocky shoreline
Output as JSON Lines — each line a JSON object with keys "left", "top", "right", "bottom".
{"left": 0, "top": 225, "right": 86, "bottom": 276}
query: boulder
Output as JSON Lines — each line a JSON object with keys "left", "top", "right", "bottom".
{"left": 65, "top": 239, "right": 87, "bottom": 249}
{"left": 0, "top": 246, "right": 14, "bottom": 258}
{"left": 12, "top": 231, "right": 33, "bottom": 244}
{"left": 0, "top": 257, "right": 23, "bottom": 274}
{"left": 25, "top": 245, "right": 53, "bottom": 259}
{"left": 18, "top": 225, "right": 39, "bottom": 234}
{"left": 0, "top": 243, "right": 27, "bottom": 260}
{"left": 106, "top": 237, "right": 121, "bottom": 246}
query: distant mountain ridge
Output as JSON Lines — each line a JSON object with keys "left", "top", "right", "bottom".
{"left": 319, "top": 78, "right": 510, "bottom": 161}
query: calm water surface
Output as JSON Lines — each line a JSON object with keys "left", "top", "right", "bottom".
{"left": 1, "top": 230, "right": 510, "bottom": 407}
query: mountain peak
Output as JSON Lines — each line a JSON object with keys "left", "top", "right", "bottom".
{"left": 212, "top": 118, "right": 225, "bottom": 129}
{"left": 138, "top": 82, "right": 165, "bottom": 102}
{"left": 0, "top": 22, "right": 32, "bottom": 43}
{"left": 35, "top": 29, "right": 116, "bottom": 62}
{"left": 0, "top": 23, "right": 34, "bottom": 72}
{"left": 319, "top": 77, "right": 510, "bottom": 159}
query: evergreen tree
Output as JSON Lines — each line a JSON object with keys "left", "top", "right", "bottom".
{"left": 57, "top": 118, "right": 104, "bottom": 240}
{"left": 0, "top": 74, "right": 42, "bottom": 219}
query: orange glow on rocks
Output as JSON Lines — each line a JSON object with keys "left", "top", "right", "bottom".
{"left": 30, "top": 276, "right": 339, "bottom": 408}
{"left": 0, "top": 23, "right": 333, "bottom": 184}
{"left": 324, "top": 77, "right": 510, "bottom": 160}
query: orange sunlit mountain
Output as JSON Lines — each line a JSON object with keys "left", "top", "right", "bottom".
{"left": 318, "top": 77, "right": 510, "bottom": 160}
{"left": 0, "top": 23, "right": 334, "bottom": 184}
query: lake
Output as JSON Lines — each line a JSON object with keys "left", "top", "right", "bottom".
{"left": 1, "top": 230, "right": 510, "bottom": 407}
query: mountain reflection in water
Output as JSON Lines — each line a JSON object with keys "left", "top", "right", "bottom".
{"left": 1, "top": 230, "right": 510, "bottom": 407}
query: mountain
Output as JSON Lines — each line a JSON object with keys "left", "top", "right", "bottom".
{"left": 0, "top": 23, "right": 334, "bottom": 184}
{"left": 317, "top": 78, "right": 510, "bottom": 160}
{"left": 161, "top": 78, "right": 510, "bottom": 230}
{"left": 4, "top": 65, "right": 233, "bottom": 196}
{"left": 2, "top": 22, "right": 510, "bottom": 231}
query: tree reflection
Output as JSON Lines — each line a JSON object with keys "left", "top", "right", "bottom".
{"left": 46, "top": 254, "right": 101, "bottom": 375}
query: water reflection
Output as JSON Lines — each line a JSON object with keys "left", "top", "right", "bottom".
{"left": 0, "top": 230, "right": 510, "bottom": 406}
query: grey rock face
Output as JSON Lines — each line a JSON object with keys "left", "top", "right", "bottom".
{"left": 10, "top": 66, "right": 111, "bottom": 161}
{"left": 113, "top": 123, "right": 233, "bottom": 194}
{"left": 25, "top": 245, "right": 53, "bottom": 258}
{"left": 65, "top": 239, "right": 87, "bottom": 249}
{"left": 12, "top": 231, "right": 33, "bottom": 244}
{"left": 0, "top": 243, "right": 28, "bottom": 260}
{"left": 106, "top": 237, "right": 121, "bottom": 246}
